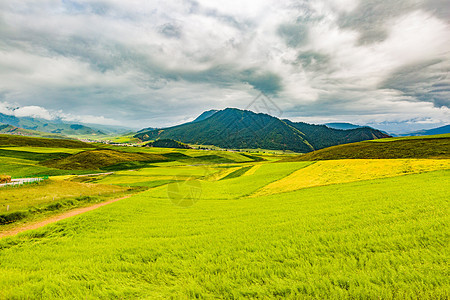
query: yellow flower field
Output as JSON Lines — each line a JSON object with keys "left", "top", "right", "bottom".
{"left": 253, "top": 159, "right": 450, "bottom": 197}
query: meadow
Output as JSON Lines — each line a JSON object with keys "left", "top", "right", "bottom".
{"left": 0, "top": 134, "right": 449, "bottom": 298}
{"left": 0, "top": 170, "right": 448, "bottom": 298}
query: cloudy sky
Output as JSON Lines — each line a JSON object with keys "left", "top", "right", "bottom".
{"left": 0, "top": 0, "right": 449, "bottom": 132}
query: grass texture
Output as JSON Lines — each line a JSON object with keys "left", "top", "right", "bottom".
{"left": 0, "top": 170, "right": 448, "bottom": 299}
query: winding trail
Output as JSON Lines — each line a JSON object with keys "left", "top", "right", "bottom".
{"left": 0, "top": 195, "right": 132, "bottom": 239}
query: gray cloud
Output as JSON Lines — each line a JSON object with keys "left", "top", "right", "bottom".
{"left": 380, "top": 59, "right": 450, "bottom": 107}
{"left": 0, "top": 0, "right": 448, "bottom": 130}
{"left": 296, "top": 51, "right": 330, "bottom": 71}
{"left": 338, "top": 0, "right": 417, "bottom": 44}
{"left": 338, "top": 0, "right": 450, "bottom": 45}
{"left": 159, "top": 23, "right": 183, "bottom": 39}
{"left": 278, "top": 23, "right": 309, "bottom": 48}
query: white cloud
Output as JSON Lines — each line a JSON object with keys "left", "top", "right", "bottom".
{"left": 13, "top": 106, "right": 53, "bottom": 119}
{"left": 0, "top": 101, "right": 122, "bottom": 125}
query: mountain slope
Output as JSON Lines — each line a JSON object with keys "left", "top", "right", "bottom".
{"left": 192, "top": 109, "right": 219, "bottom": 122}
{"left": 286, "top": 121, "right": 389, "bottom": 150}
{"left": 135, "top": 108, "right": 389, "bottom": 152}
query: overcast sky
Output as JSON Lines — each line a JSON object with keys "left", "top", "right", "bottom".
{"left": 0, "top": 0, "right": 449, "bottom": 131}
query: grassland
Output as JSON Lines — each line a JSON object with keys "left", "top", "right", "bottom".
{"left": 0, "top": 180, "right": 126, "bottom": 212}
{"left": 0, "top": 170, "right": 448, "bottom": 298}
{"left": 0, "top": 134, "right": 449, "bottom": 298}
{"left": 0, "top": 156, "right": 85, "bottom": 178}
{"left": 288, "top": 134, "right": 450, "bottom": 161}
{"left": 0, "top": 179, "right": 133, "bottom": 228}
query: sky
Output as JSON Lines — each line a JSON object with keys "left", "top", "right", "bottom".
{"left": 0, "top": 0, "right": 449, "bottom": 132}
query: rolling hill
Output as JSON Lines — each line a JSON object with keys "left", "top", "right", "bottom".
{"left": 135, "top": 108, "right": 389, "bottom": 152}
{"left": 285, "top": 134, "right": 450, "bottom": 161}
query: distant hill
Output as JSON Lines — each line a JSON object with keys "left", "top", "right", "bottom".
{"left": 284, "top": 134, "right": 450, "bottom": 161}
{"left": 135, "top": 108, "right": 389, "bottom": 152}
{"left": 0, "top": 124, "right": 67, "bottom": 139}
{"left": 324, "top": 122, "right": 364, "bottom": 130}
{"left": 0, "top": 113, "right": 106, "bottom": 136}
{"left": 76, "top": 123, "right": 133, "bottom": 135}
{"left": 403, "top": 125, "right": 450, "bottom": 136}
{"left": 192, "top": 110, "right": 219, "bottom": 122}
{"left": 284, "top": 120, "right": 388, "bottom": 150}
{"left": 146, "top": 139, "right": 191, "bottom": 149}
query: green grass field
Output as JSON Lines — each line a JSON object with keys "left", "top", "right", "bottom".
{"left": 0, "top": 170, "right": 448, "bottom": 298}
{"left": 0, "top": 134, "right": 449, "bottom": 298}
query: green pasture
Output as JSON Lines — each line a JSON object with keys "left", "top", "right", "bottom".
{"left": 0, "top": 170, "right": 448, "bottom": 298}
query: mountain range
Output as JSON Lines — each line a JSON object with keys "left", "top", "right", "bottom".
{"left": 0, "top": 124, "right": 71, "bottom": 139}
{"left": 0, "top": 113, "right": 130, "bottom": 137}
{"left": 135, "top": 108, "right": 390, "bottom": 153}
{"left": 400, "top": 125, "right": 450, "bottom": 136}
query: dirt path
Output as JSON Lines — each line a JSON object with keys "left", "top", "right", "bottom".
{"left": 0, "top": 195, "right": 132, "bottom": 239}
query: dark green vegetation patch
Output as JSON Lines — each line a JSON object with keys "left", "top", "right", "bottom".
{"left": 220, "top": 166, "right": 253, "bottom": 180}
{"left": 146, "top": 139, "right": 191, "bottom": 149}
